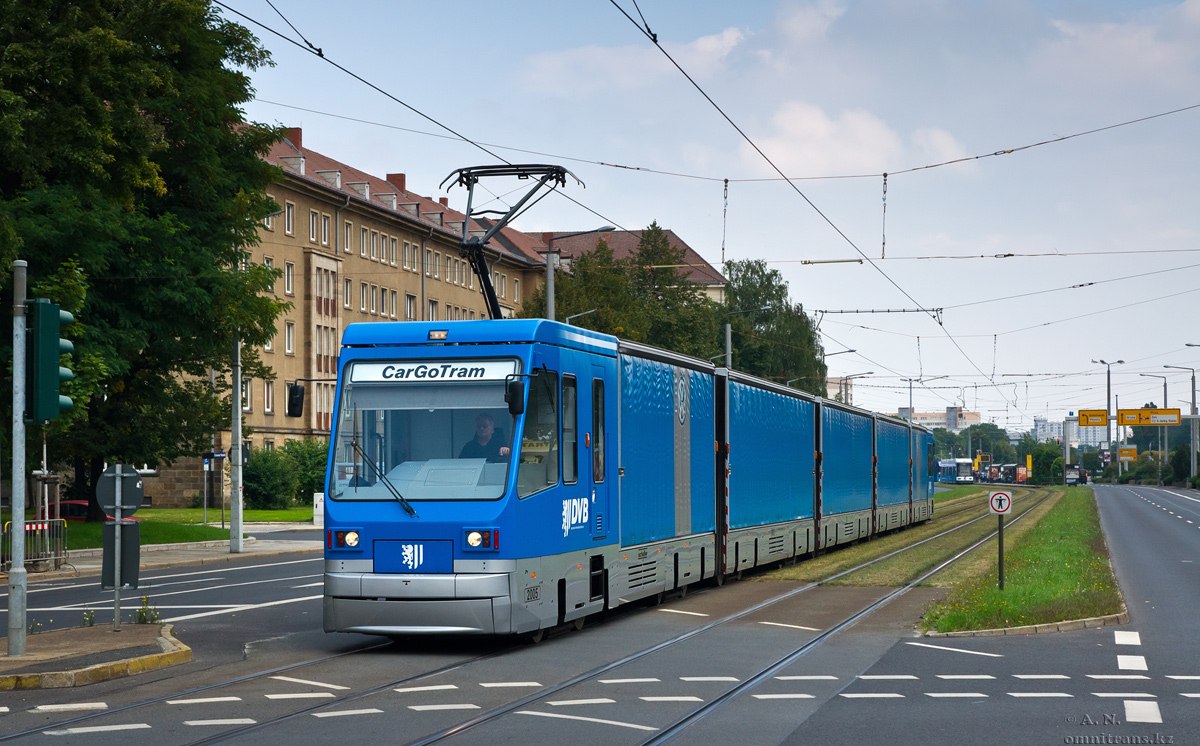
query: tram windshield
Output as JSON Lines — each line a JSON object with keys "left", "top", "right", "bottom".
{"left": 331, "top": 361, "right": 518, "bottom": 501}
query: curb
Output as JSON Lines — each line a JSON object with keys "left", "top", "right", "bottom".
{"left": 925, "top": 605, "right": 1130, "bottom": 638}
{"left": 0, "top": 624, "right": 191, "bottom": 691}
{"left": 64, "top": 537, "right": 258, "bottom": 559}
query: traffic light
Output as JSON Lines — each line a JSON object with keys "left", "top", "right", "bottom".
{"left": 26, "top": 298, "right": 74, "bottom": 421}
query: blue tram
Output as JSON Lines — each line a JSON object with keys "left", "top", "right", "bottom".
{"left": 322, "top": 319, "right": 935, "bottom": 637}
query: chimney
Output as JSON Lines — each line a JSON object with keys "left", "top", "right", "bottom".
{"left": 541, "top": 232, "right": 557, "bottom": 247}
{"left": 386, "top": 173, "right": 407, "bottom": 194}
{"left": 439, "top": 197, "right": 448, "bottom": 207}
{"left": 284, "top": 127, "right": 303, "bottom": 149}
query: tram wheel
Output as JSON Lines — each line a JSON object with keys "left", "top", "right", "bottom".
{"left": 678, "top": 583, "right": 688, "bottom": 599}
{"left": 573, "top": 617, "right": 585, "bottom": 632}
{"left": 526, "top": 628, "right": 545, "bottom": 644}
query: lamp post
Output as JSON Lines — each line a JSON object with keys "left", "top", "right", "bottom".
{"left": 725, "top": 306, "right": 771, "bottom": 369}
{"left": 1092, "top": 358, "right": 1123, "bottom": 481}
{"left": 565, "top": 308, "right": 597, "bottom": 326}
{"left": 542, "top": 226, "right": 614, "bottom": 321}
{"left": 900, "top": 375, "right": 947, "bottom": 421}
{"left": 838, "top": 371, "right": 873, "bottom": 406}
{"left": 1141, "top": 373, "right": 1168, "bottom": 485}
{"left": 823, "top": 348, "right": 855, "bottom": 362}
{"left": 1165, "top": 363, "right": 1197, "bottom": 481}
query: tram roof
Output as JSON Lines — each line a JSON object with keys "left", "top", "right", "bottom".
{"left": 342, "top": 319, "right": 619, "bottom": 356}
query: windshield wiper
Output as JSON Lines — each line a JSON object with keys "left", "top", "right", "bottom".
{"left": 349, "top": 439, "right": 418, "bottom": 517}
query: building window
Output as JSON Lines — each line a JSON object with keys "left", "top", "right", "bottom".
{"left": 390, "top": 237, "right": 397, "bottom": 266}
{"left": 360, "top": 227, "right": 368, "bottom": 257}
{"left": 284, "top": 262, "right": 295, "bottom": 295}
{"left": 445, "top": 255, "right": 452, "bottom": 282}
{"left": 499, "top": 273, "right": 506, "bottom": 299}
{"left": 380, "top": 286, "right": 387, "bottom": 318}
{"left": 284, "top": 202, "right": 294, "bottom": 235}
{"left": 344, "top": 221, "right": 352, "bottom": 254}
{"left": 406, "top": 293, "right": 416, "bottom": 320}
{"left": 370, "top": 284, "right": 377, "bottom": 314}
{"left": 309, "top": 210, "right": 318, "bottom": 243}
{"left": 264, "top": 439, "right": 275, "bottom": 451}
{"left": 264, "top": 210, "right": 274, "bottom": 230}
{"left": 264, "top": 331, "right": 273, "bottom": 352}
{"left": 320, "top": 214, "right": 329, "bottom": 246}
{"left": 403, "top": 241, "right": 410, "bottom": 270}
{"left": 513, "top": 278, "right": 520, "bottom": 303}
{"left": 434, "top": 252, "right": 440, "bottom": 279}
{"left": 371, "top": 231, "right": 378, "bottom": 260}
{"left": 242, "top": 378, "right": 252, "bottom": 412}
{"left": 285, "top": 322, "right": 295, "bottom": 354}
{"left": 428, "top": 299, "right": 437, "bottom": 320}
{"left": 390, "top": 290, "right": 397, "bottom": 318}
{"left": 425, "top": 249, "right": 432, "bottom": 276}
{"left": 343, "top": 278, "right": 351, "bottom": 309}
{"left": 265, "top": 381, "right": 274, "bottom": 413}
{"left": 445, "top": 303, "right": 452, "bottom": 320}
{"left": 360, "top": 282, "right": 367, "bottom": 312}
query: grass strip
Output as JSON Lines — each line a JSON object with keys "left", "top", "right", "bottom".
{"left": 755, "top": 487, "right": 1043, "bottom": 584}
{"left": 4, "top": 508, "right": 312, "bottom": 550}
{"left": 934, "top": 484, "right": 987, "bottom": 504}
{"left": 921, "top": 487, "right": 1122, "bottom": 633}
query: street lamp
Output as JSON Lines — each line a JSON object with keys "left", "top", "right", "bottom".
{"left": 1141, "top": 372, "right": 1168, "bottom": 485}
{"left": 900, "top": 375, "right": 947, "bottom": 421}
{"left": 823, "top": 348, "right": 855, "bottom": 362}
{"left": 565, "top": 308, "right": 597, "bottom": 326}
{"left": 1165, "top": 364, "right": 1197, "bottom": 480}
{"left": 1092, "top": 359, "right": 1124, "bottom": 458}
{"left": 839, "top": 371, "right": 873, "bottom": 406}
{"left": 786, "top": 378, "right": 801, "bottom": 388}
{"left": 542, "top": 226, "right": 614, "bottom": 321}
{"left": 725, "top": 306, "right": 772, "bottom": 369}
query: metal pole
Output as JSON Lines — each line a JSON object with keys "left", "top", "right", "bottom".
{"left": 724, "top": 322, "right": 732, "bottom": 370}
{"left": 1192, "top": 370, "right": 1197, "bottom": 481}
{"left": 545, "top": 246, "right": 555, "bottom": 322}
{"left": 8, "top": 260, "right": 27, "bottom": 656}
{"left": 998, "top": 515, "right": 1005, "bottom": 590}
{"left": 1163, "top": 379, "right": 1169, "bottom": 485}
{"left": 230, "top": 338, "right": 243, "bottom": 552}
{"left": 113, "top": 464, "right": 123, "bottom": 631}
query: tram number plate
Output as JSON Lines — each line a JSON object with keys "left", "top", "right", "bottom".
{"left": 525, "top": 586, "right": 540, "bottom": 602}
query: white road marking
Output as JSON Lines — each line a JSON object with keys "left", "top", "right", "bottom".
{"left": 394, "top": 684, "right": 458, "bottom": 693}
{"left": 292, "top": 582, "right": 325, "bottom": 588}
{"left": 759, "top": 621, "right": 820, "bottom": 631}
{"left": 1164, "top": 490, "right": 1200, "bottom": 505}
{"left": 1180, "top": 693, "right": 1200, "bottom": 698}
{"left": 35, "top": 703, "right": 107, "bottom": 712}
{"left": 43, "top": 724, "right": 150, "bottom": 735}
{"left": 0, "top": 707, "right": 7, "bottom": 713}
{"left": 167, "top": 697, "right": 243, "bottom": 705}
{"left": 1092, "top": 693, "right": 1156, "bottom": 698}
{"left": 1007, "top": 693, "right": 1074, "bottom": 697}
{"left": 640, "top": 696, "right": 703, "bottom": 702}
{"left": 312, "top": 709, "right": 383, "bottom": 718}
{"left": 184, "top": 719, "right": 257, "bottom": 726}
{"left": 776, "top": 675, "right": 838, "bottom": 681}
{"left": 680, "top": 676, "right": 739, "bottom": 682}
{"left": 547, "top": 699, "right": 616, "bottom": 706}
{"left": 265, "top": 693, "right": 336, "bottom": 700}
{"left": 480, "top": 682, "right": 541, "bottom": 688}
{"left": 517, "top": 710, "right": 657, "bottom": 731}
{"left": 1114, "top": 631, "right": 1142, "bottom": 646}
{"left": 1125, "top": 700, "right": 1163, "bottom": 724}
{"left": 271, "top": 675, "right": 349, "bottom": 690}
{"left": 905, "top": 642, "right": 1003, "bottom": 657}
{"left": 124, "top": 573, "right": 321, "bottom": 606}
{"left": 1013, "top": 675, "right": 1070, "bottom": 679}
{"left": 840, "top": 693, "right": 904, "bottom": 698}
{"left": 753, "top": 694, "right": 815, "bottom": 699}
{"left": 1118, "top": 655, "right": 1149, "bottom": 671}
{"left": 925, "top": 693, "right": 988, "bottom": 698}
{"left": 658, "top": 609, "right": 708, "bottom": 617}
{"left": 409, "top": 704, "right": 480, "bottom": 711}
{"left": 165, "top": 594, "right": 323, "bottom": 622}
{"left": 1087, "top": 675, "right": 1149, "bottom": 680}
{"left": 860, "top": 675, "right": 918, "bottom": 680}
{"left": 600, "top": 678, "right": 660, "bottom": 684}
{"left": 936, "top": 675, "right": 995, "bottom": 680}
{"left": 1166, "top": 676, "right": 1200, "bottom": 680}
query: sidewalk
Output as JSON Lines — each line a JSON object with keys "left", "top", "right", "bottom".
{"left": 1, "top": 525, "right": 322, "bottom": 690}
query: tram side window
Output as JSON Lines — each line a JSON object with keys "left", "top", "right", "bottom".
{"left": 562, "top": 376, "right": 578, "bottom": 484}
{"left": 518, "top": 368, "right": 559, "bottom": 498}
{"left": 593, "top": 378, "right": 605, "bottom": 483}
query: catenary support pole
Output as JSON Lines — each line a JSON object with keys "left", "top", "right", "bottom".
{"left": 8, "top": 260, "right": 27, "bottom": 656}
{"left": 230, "top": 338, "right": 243, "bottom": 552}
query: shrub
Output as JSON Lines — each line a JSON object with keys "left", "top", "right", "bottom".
{"left": 281, "top": 437, "right": 328, "bottom": 505}
{"left": 243, "top": 447, "right": 299, "bottom": 510}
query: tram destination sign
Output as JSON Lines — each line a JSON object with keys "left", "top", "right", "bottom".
{"left": 350, "top": 360, "right": 517, "bottom": 383}
{"left": 1116, "top": 408, "right": 1180, "bottom": 426}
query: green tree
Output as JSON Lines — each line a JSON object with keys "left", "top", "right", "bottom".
{"left": 282, "top": 437, "right": 329, "bottom": 505}
{"left": 0, "top": 0, "right": 288, "bottom": 517}
{"left": 243, "top": 447, "right": 298, "bottom": 510}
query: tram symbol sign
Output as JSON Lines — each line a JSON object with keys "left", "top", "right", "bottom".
{"left": 989, "top": 490, "right": 1013, "bottom": 515}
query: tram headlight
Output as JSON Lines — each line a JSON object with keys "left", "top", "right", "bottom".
{"left": 344, "top": 531, "right": 360, "bottom": 547}
{"left": 464, "top": 529, "right": 496, "bottom": 550}
{"left": 467, "top": 531, "right": 484, "bottom": 548}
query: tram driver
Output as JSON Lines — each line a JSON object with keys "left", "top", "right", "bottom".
{"left": 459, "top": 413, "right": 511, "bottom": 462}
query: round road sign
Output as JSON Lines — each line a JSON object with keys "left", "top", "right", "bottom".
{"left": 989, "top": 490, "right": 1012, "bottom": 515}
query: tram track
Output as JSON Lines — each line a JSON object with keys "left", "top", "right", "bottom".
{"left": 7, "top": 487, "right": 1051, "bottom": 744}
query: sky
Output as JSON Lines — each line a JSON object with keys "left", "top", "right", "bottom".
{"left": 220, "top": 0, "right": 1200, "bottom": 433}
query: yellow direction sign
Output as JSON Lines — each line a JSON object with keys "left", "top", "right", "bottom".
{"left": 1118, "top": 446, "right": 1137, "bottom": 462}
{"left": 1117, "top": 408, "right": 1180, "bottom": 426}
{"left": 1078, "top": 409, "right": 1108, "bottom": 427}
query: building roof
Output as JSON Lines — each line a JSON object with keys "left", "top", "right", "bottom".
{"left": 539, "top": 229, "right": 727, "bottom": 287}
{"left": 265, "top": 128, "right": 542, "bottom": 267}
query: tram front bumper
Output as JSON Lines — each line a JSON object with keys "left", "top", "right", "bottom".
{"left": 323, "top": 572, "right": 512, "bottom": 635}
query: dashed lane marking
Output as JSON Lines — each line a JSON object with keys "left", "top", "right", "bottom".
{"left": 640, "top": 696, "right": 703, "bottom": 702}
{"left": 840, "top": 693, "right": 904, "bottom": 699}
{"left": 1118, "top": 655, "right": 1149, "bottom": 671}
{"left": 776, "top": 675, "right": 838, "bottom": 681}
{"left": 860, "top": 675, "right": 918, "bottom": 680}
{"left": 905, "top": 642, "right": 1003, "bottom": 657}
{"left": 394, "top": 685, "right": 458, "bottom": 693}
{"left": 34, "top": 703, "right": 107, "bottom": 712}
{"left": 1013, "top": 675, "right": 1070, "bottom": 680}
{"left": 43, "top": 724, "right": 150, "bottom": 735}
{"left": 759, "top": 622, "right": 821, "bottom": 631}
{"left": 265, "top": 693, "right": 336, "bottom": 700}
{"left": 167, "top": 697, "right": 243, "bottom": 705}
{"left": 480, "top": 682, "right": 542, "bottom": 688}
{"left": 680, "top": 677, "right": 739, "bottom": 682}
{"left": 408, "top": 704, "right": 480, "bottom": 711}
{"left": 1091, "top": 693, "right": 1156, "bottom": 698}
{"left": 1180, "top": 694, "right": 1200, "bottom": 698}
{"left": 312, "top": 709, "right": 383, "bottom": 718}
{"left": 184, "top": 719, "right": 257, "bottom": 726}
{"left": 936, "top": 675, "right": 995, "bottom": 680}
{"left": 271, "top": 675, "right": 350, "bottom": 690}
{"left": 165, "top": 594, "right": 323, "bottom": 623}
{"left": 1087, "top": 675, "right": 1149, "bottom": 680}
{"left": 1124, "top": 701, "right": 1163, "bottom": 724}
{"left": 1114, "top": 631, "right": 1142, "bottom": 646}
{"left": 600, "top": 678, "right": 660, "bottom": 684}
{"left": 752, "top": 694, "right": 815, "bottom": 699}
{"left": 547, "top": 699, "right": 616, "bottom": 707}
{"left": 1166, "top": 676, "right": 1200, "bottom": 680}
{"left": 658, "top": 609, "right": 708, "bottom": 617}
{"left": 517, "top": 710, "right": 657, "bottom": 732}
{"left": 1007, "top": 693, "right": 1074, "bottom": 698}
{"left": 925, "top": 693, "right": 988, "bottom": 698}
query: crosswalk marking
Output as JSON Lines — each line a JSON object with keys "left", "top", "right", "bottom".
{"left": 1124, "top": 701, "right": 1163, "bottom": 724}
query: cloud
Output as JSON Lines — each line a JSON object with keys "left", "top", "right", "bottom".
{"left": 1032, "top": 17, "right": 1196, "bottom": 89}
{"left": 741, "top": 101, "right": 902, "bottom": 176}
{"left": 777, "top": 0, "right": 845, "bottom": 43}
{"left": 521, "top": 28, "right": 744, "bottom": 98}
{"left": 910, "top": 127, "right": 972, "bottom": 171}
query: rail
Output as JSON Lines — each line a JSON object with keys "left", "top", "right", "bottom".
{"left": 2, "top": 518, "right": 68, "bottom": 572}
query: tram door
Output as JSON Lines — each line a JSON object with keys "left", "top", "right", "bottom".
{"left": 588, "top": 364, "right": 610, "bottom": 540}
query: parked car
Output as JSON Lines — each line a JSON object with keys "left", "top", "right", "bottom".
{"left": 36, "top": 500, "right": 141, "bottom": 522}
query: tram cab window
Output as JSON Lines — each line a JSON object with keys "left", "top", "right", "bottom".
{"left": 518, "top": 368, "right": 559, "bottom": 498}
{"left": 562, "top": 376, "right": 578, "bottom": 484}
{"left": 593, "top": 378, "right": 605, "bottom": 483}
